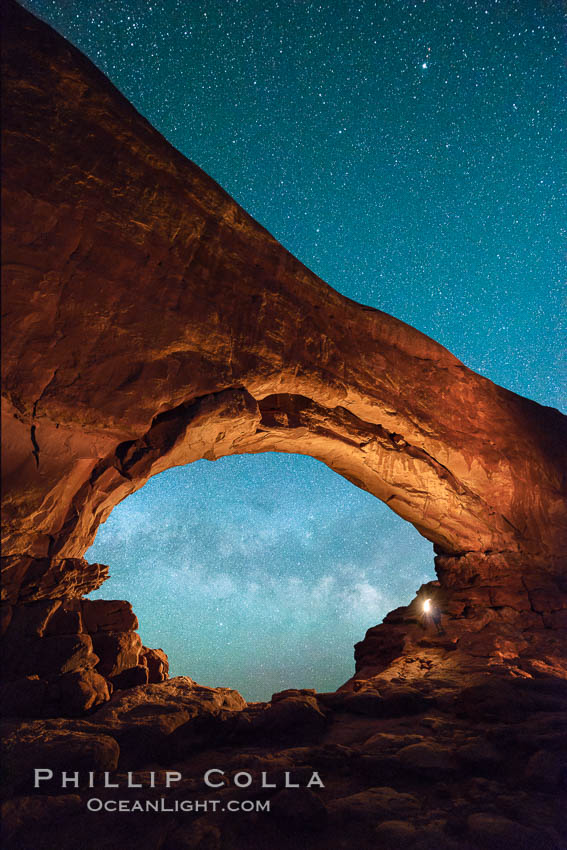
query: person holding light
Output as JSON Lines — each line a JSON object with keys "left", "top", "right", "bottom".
{"left": 422, "top": 597, "right": 444, "bottom": 635}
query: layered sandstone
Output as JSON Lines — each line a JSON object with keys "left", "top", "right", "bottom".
{"left": 0, "top": 597, "right": 168, "bottom": 718}
{"left": 2, "top": 0, "right": 566, "bottom": 591}
{"left": 351, "top": 552, "right": 567, "bottom": 689}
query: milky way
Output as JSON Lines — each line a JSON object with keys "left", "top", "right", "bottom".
{"left": 21, "top": 0, "right": 565, "bottom": 699}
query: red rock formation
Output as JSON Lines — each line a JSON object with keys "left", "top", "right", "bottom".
{"left": 1, "top": 5, "right": 566, "bottom": 846}
{"left": 2, "top": 671, "right": 566, "bottom": 849}
{"left": 1, "top": 556, "right": 108, "bottom": 605}
{"left": 0, "top": 597, "right": 164, "bottom": 717}
{"left": 1, "top": 0, "right": 566, "bottom": 593}
{"left": 140, "top": 646, "right": 169, "bottom": 683}
{"left": 1, "top": 0, "right": 566, "bottom": 734}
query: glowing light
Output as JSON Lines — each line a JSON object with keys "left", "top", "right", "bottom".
{"left": 422, "top": 62, "right": 428, "bottom": 69}
{"left": 423, "top": 598, "right": 431, "bottom": 613}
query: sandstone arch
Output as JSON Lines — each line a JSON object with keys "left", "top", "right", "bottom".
{"left": 3, "top": 9, "right": 567, "bottom": 844}
{"left": 2, "top": 0, "right": 566, "bottom": 612}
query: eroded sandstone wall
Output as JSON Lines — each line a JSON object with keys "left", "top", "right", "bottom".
{"left": 352, "top": 552, "right": 567, "bottom": 687}
{"left": 1, "top": 0, "right": 567, "bottom": 710}
{"left": 2, "top": 0, "right": 566, "bottom": 581}
{"left": 0, "top": 596, "right": 168, "bottom": 717}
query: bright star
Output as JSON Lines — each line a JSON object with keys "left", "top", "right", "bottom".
{"left": 422, "top": 62, "right": 428, "bottom": 69}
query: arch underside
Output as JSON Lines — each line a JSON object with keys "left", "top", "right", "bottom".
{"left": 33, "top": 388, "right": 527, "bottom": 560}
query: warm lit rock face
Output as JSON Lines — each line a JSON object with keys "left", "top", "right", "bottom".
{"left": 2, "top": 0, "right": 566, "bottom": 576}
{"left": 351, "top": 553, "right": 567, "bottom": 690}
{"left": 1, "top": 0, "right": 567, "bottom": 719}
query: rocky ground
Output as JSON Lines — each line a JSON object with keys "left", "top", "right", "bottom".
{"left": 2, "top": 578, "right": 566, "bottom": 849}
{"left": 2, "top": 658, "right": 566, "bottom": 849}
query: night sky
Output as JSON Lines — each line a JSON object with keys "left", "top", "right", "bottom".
{"left": 21, "top": 0, "right": 565, "bottom": 700}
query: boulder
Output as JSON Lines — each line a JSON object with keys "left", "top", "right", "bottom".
{"left": 523, "top": 749, "right": 562, "bottom": 791}
{"left": 140, "top": 646, "right": 169, "bottom": 683}
{"left": 1, "top": 795, "right": 83, "bottom": 847}
{"left": 264, "top": 695, "right": 328, "bottom": 738}
{"left": 455, "top": 680, "right": 531, "bottom": 722}
{"left": 2, "top": 600, "right": 63, "bottom": 640}
{"left": 328, "top": 786, "right": 420, "bottom": 822}
{"left": 43, "top": 602, "right": 83, "bottom": 636}
{"left": 396, "top": 742, "right": 458, "bottom": 779}
{"left": 456, "top": 738, "right": 503, "bottom": 774}
{"left": 271, "top": 688, "right": 317, "bottom": 703}
{"left": 1, "top": 720, "right": 119, "bottom": 795}
{"left": 466, "top": 812, "right": 554, "bottom": 850}
{"left": 7, "top": 634, "right": 98, "bottom": 679}
{"left": 271, "top": 788, "right": 328, "bottom": 830}
{"left": 379, "top": 686, "right": 430, "bottom": 716}
{"left": 88, "top": 677, "right": 246, "bottom": 761}
{"left": 375, "top": 820, "right": 417, "bottom": 847}
{"left": 54, "top": 668, "right": 111, "bottom": 714}
{"left": 81, "top": 600, "right": 139, "bottom": 633}
{"left": 109, "top": 665, "right": 149, "bottom": 690}
{"left": 91, "top": 631, "right": 142, "bottom": 678}
{"left": 341, "top": 690, "right": 385, "bottom": 716}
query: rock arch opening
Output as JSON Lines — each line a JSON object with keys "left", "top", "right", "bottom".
{"left": 85, "top": 453, "right": 436, "bottom": 701}
{"left": 2, "top": 0, "right": 567, "bottom": 721}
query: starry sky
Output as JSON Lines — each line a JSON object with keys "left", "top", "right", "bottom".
{"left": 20, "top": 0, "right": 565, "bottom": 700}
